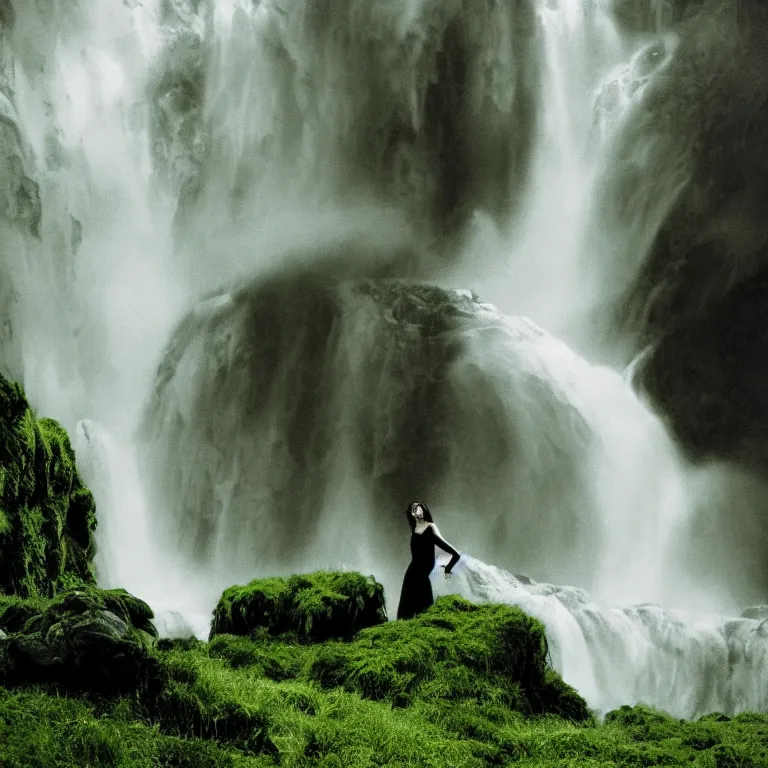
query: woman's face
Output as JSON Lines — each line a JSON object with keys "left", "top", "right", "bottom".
{"left": 411, "top": 504, "right": 424, "bottom": 521}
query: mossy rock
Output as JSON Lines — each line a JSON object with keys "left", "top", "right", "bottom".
{"left": 0, "top": 374, "right": 97, "bottom": 597}
{"left": 604, "top": 704, "right": 684, "bottom": 741}
{"left": 0, "top": 593, "right": 49, "bottom": 633}
{"left": 306, "top": 595, "right": 591, "bottom": 721}
{"left": 0, "top": 585, "right": 158, "bottom": 693}
{"left": 209, "top": 571, "right": 387, "bottom": 642}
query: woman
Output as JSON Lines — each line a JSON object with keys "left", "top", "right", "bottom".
{"left": 396, "top": 500, "right": 461, "bottom": 620}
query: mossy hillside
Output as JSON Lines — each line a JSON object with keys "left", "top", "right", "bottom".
{"left": 306, "top": 596, "right": 588, "bottom": 721}
{"left": 1, "top": 576, "right": 767, "bottom": 767}
{"left": 146, "top": 641, "right": 501, "bottom": 767}
{"left": 3, "top": 682, "right": 768, "bottom": 768}
{"left": 0, "top": 688, "right": 274, "bottom": 768}
{"left": 209, "top": 573, "right": 586, "bottom": 719}
{"left": 139, "top": 597, "right": 588, "bottom": 766}
{"left": 0, "top": 374, "right": 97, "bottom": 597}
{"left": 210, "top": 571, "right": 387, "bottom": 642}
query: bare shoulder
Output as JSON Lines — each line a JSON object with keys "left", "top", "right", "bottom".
{"left": 428, "top": 522, "right": 442, "bottom": 537}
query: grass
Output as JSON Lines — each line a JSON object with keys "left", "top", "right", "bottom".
{"left": 0, "top": 687, "right": 272, "bottom": 768}
{"left": 1, "top": 681, "right": 767, "bottom": 767}
{"left": 1, "top": 580, "right": 767, "bottom": 767}
{"left": 302, "top": 595, "right": 582, "bottom": 718}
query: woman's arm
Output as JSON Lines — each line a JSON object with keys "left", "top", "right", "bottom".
{"left": 430, "top": 524, "right": 461, "bottom": 574}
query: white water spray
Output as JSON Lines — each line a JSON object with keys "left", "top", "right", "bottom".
{"left": 434, "top": 555, "right": 768, "bottom": 718}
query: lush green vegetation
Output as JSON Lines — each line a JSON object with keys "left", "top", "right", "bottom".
{"left": 1, "top": 676, "right": 767, "bottom": 767}
{"left": 210, "top": 572, "right": 387, "bottom": 643}
{"left": 0, "top": 585, "right": 159, "bottom": 695}
{"left": 2, "top": 577, "right": 767, "bottom": 767}
{"left": 0, "top": 374, "right": 97, "bottom": 597}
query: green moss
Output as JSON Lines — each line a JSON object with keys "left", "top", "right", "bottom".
{"left": 145, "top": 644, "right": 497, "bottom": 767}
{"left": 0, "top": 374, "right": 97, "bottom": 597}
{"left": 4, "top": 611, "right": 768, "bottom": 768}
{"left": 133, "top": 586, "right": 590, "bottom": 764}
{"left": 210, "top": 571, "right": 387, "bottom": 642}
{"left": 0, "top": 585, "right": 162, "bottom": 697}
{"left": 209, "top": 633, "right": 302, "bottom": 680}
{"left": 207, "top": 578, "right": 589, "bottom": 725}
{"left": 0, "top": 592, "right": 49, "bottom": 633}
{"left": 0, "top": 585, "right": 158, "bottom": 644}
{"left": 304, "top": 595, "right": 589, "bottom": 721}
{"left": 604, "top": 704, "right": 683, "bottom": 741}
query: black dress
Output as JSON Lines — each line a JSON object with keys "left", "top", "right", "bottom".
{"left": 397, "top": 526, "right": 437, "bottom": 620}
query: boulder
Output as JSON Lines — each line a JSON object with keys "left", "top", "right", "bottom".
{"left": 210, "top": 571, "right": 387, "bottom": 642}
{"left": 0, "top": 374, "right": 97, "bottom": 597}
{"left": 0, "top": 586, "right": 158, "bottom": 693}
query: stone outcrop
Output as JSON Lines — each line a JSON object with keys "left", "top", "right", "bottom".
{"left": 0, "top": 373, "right": 97, "bottom": 597}
{"left": 0, "top": 586, "right": 157, "bottom": 693}
{"left": 595, "top": 0, "right": 768, "bottom": 472}
{"left": 210, "top": 571, "right": 387, "bottom": 643}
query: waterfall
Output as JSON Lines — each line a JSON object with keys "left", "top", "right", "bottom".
{"left": 137, "top": 279, "right": 695, "bottom": 613}
{"left": 0, "top": 0, "right": 764, "bottom": 717}
{"left": 433, "top": 554, "right": 768, "bottom": 718}
{"left": 433, "top": 555, "right": 768, "bottom": 718}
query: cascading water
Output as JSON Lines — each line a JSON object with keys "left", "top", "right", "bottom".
{"left": 433, "top": 556, "right": 768, "bottom": 719}
{"left": 1, "top": 0, "right": 766, "bottom": 716}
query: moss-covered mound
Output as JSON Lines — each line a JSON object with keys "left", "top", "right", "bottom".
{"left": 139, "top": 583, "right": 590, "bottom": 763}
{"left": 1, "top": 573, "right": 767, "bottom": 767}
{"left": 146, "top": 638, "right": 507, "bottom": 766}
{"left": 0, "top": 586, "right": 158, "bottom": 693}
{"left": 0, "top": 374, "right": 97, "bottom": 597}
{"left": 306, "top": 595, "right": 588, "bottom": 721}
{"left": 207, "top": 590, "right": 589, "bottom": 722}
{"left": 210, "top": 571, "right": 387, "bottom": 643}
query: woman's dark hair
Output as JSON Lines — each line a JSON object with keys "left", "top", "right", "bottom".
{"left": 405, "top": 500, "right": 433, "bottom": 530}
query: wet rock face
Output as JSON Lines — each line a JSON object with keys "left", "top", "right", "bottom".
{"left": 140, "top": 271, "right": 605, "bottom": 590}
{"left": 638, "top": 266, "right": 768, "bottom": 468}
{"left": 149, "top": 0, "right": 540, "bottom": 244}
{"left": 742, "top": 606, "right": 768, "bottom": 621}
{"left": 599, "top": 0, "right": 768, "bottom": 468}
{"left": 0, "top": 2, "right": 91, "bottom": 382}
{"left": 609, "top": 0, "right": 704, "bottom": 32}
{"left": 0, "top": 587, "right": 157, "bottom": 693}
{"left": 148, "top": 29, "right": 206, "bottom": 209}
